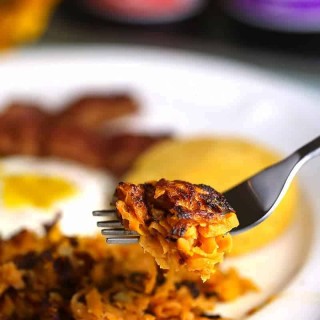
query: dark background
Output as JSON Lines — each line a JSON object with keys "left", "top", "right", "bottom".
{"left": 42, "top": 0, "right": 320, "bottom": 87}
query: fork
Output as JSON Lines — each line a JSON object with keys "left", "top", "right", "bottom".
{"left": 93, "top": 136, "right": 320, "bottom": 244}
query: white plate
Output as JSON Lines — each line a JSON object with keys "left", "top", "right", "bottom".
{"left": 1, "top": 45, "right": 320, "bottom": 319}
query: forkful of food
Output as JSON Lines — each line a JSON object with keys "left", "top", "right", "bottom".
{"left": 93, "top": 136, "right": 320, "bottom": 280}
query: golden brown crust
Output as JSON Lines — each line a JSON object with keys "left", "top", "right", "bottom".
{"left": 55, "top": 94, "right": 138, "bottom": 129}
{"left": 0, "top": 262, "right": 25, "bottom": 295}
{"left": 0, "top": 222, "right": 255, "bottom": 320}
{"left": 115, "top": 179, "right": 239, "bottom": 281}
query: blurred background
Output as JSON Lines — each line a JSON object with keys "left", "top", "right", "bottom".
{"left": 1, "top": 0, "right": 320, "bottom": 86}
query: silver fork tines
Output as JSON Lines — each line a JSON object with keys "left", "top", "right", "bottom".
{"left": 97, "top": 221, "right": 123, "bottom": 228}
{"left": 93, "top": 210, "right": 118, "bottom": 220}
{"left": 107, "top": 237, "right": 139, "bottom": 244}
{"left": 101, "top": 229, "right": 137, "bottom": 236}
{"left": 94, "top": 209, "right": 140, "bottom": 244}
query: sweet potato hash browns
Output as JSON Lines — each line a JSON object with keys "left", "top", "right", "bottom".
{"left": 0, "top": 220, "right": 256, "bottom": 320}
{"left": 115, "top": 179, "right": 239, "bottom": 281}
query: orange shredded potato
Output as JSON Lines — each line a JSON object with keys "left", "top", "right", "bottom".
{"left": 0, "top": 262, "right": 25, "bottom": 295}
{"left": 115, "top": 179, "right": 239, "bottom": 281}
{"left": 0, "top": 220, "right": 256, "bottom": 319}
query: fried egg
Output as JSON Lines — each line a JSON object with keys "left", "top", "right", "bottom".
{"left": 0, "top": 156, "right": 116, "bottom": 238}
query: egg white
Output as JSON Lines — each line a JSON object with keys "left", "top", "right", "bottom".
{"left": 0, "top": 156, "right": 116, "bottom": 238}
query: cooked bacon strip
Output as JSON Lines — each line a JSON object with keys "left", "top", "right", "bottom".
{"left": 0, "top": 102, "right": 50, "bottom": 156}
{"left": 46, "top": 128, "right": 169, "bottom": 176}
{"left": 115, "top": 179, "right": 239, "bottom": 281}
{"left": 46, "top": 125, "right": 109, "bottom": 168}
{"left": 0, "top": 96, "right": 167, "bottom": 177}
{"left": 55, "top": 94, "right": 138, "bottom": 129}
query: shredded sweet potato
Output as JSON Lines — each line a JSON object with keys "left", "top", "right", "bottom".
{"left": 115, "top": 179, "right": 239, "bottom": 281}
{"left": 0, "top": 220, "right": 256, "bottom": 319}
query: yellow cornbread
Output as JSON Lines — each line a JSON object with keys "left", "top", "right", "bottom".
{"left": 124, "top": 137, "right": 298, "bottom": 255}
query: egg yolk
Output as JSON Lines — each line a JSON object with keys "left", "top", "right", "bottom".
{"left": 3, "top": 174, "right": 78, "bottom": 210}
